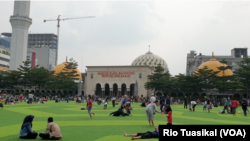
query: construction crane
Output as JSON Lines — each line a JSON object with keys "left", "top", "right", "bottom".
{"left": 44, "top": 15, "right": 95, "bottom": 65}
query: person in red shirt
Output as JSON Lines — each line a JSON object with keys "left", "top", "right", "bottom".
{"left": 166, "top": 111, "right": 172, "bottom": 124}
{"left": 20, "top": 95, "right": 23, "bottom": 103}
{"left": 231, "top": 98, "right": 238, "bottom": 116}
{"left": 86, "top": 95, "right": 95, "bottom": 118}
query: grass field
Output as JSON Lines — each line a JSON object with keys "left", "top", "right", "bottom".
{"left": 0, "top": 101, "right": 249, "bottom": 141}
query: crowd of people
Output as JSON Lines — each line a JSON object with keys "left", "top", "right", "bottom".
{"left": 1, "top": 92, "right": 250, "bottom": 140}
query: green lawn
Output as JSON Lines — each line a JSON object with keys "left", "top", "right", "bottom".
{"left": 0, "top": 101, "right": 249, "bottom": 141}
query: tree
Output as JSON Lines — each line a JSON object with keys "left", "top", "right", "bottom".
{"left": 62, "top": 58, "right": 79, "bottom": 79}
{"left": 17, "top": 61, "right": 32, "bottom": 92}
{"left": 174, "top": 73, "right": 202, "bottom": 98}
{"left": 144, "top": 64, "right": 172, "bottom": 95}
{"left": 215, "top": 59, "right": 234, "bottom": 94}
{"left": 234, "top": 57, "right": 250, "bottom": 98}
{"left": 195, "top": 66, "right": 219, "bottom": 94}
{"left": 46, "top": 72, "right": 77, "bottom": 94}
{"left": 29, "top": 66, "right": 54, "bottom": 92}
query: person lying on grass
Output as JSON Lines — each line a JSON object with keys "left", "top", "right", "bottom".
{"left": 39, "top": 117, "right": 62, "bottom": 140}
{"left": 124, "top": 123, "right": 172, "bottom": 140}
{"left": 124, "top": 126, "right": 159, "bottom": 140}
{"left": 109, "top": 106, "right": 129, "bottom": 116}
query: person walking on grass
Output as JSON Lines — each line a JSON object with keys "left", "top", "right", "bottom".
{"left": 87, "top": 95, "right": 95, "bottom": 118}
{"left": 206, "top": 98, "right": 211, "bottom": 113}
{"left": 146, "top": 98, "right": 162, "bottom": 126}
{"left": 231, "top": 98, "right": 238, "bottom": 116}
{"left": 112, "top": 94, "right": 116, "bottom": 108}
{"left": 223, "top": 98, "right": 229, "bottom": 114}
{"left": 242, "top": 100, "right": 247, "bottom": 117}
{"left": 184, "top": 96, "right": 187, "bottom": 109}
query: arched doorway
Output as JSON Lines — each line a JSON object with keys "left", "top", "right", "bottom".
{"left": 113, "top": 83, "right": 118, "bottom": 96}
{"left": 130, "top": 84, "right": 135, "bottom": 97}
{"left": 105, "top": 83, "right": 110, "bottom": 96}
{"left": 95, "top": 83, "right": 102, "bottom": 96}
{"left": 121, "top": 83, "right": 126, "bottom": 96}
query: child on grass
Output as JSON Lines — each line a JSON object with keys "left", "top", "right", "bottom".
{"left": 104, "top": 102, "right": 107, "bottom": 110}
{"left": 166, "top": 111, "right": 172, "bottom": 124}
{"left": 189, "top": 103, "right": 192, "bottom": 111}
{"left": 203, "top": 101, "right": 206, "bottom": 111}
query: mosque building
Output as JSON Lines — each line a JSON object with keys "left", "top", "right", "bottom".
{"left": 84, "top": 50, "right": 169, "bottom": 98}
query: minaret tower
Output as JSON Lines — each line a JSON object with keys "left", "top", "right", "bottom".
{"left": 9, "top": 0, "right": 32, "bottom": 70}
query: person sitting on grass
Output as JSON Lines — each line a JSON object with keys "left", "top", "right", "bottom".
{"left": 39, "top": 117, "right": 62, "bottom": 140}
{"left": 109, "top": 106, "right": 128, "bottom": 116}
{"left": 126, "top": 104, "right": 132, "bottom": 116}
{"left": 141, "top": 101, "right": 146, "bottom": 107}
{"left": 124, "top": 124, "right": 171, "bottom": 140}
{"left": 19, "top": 115, "right": 38, "bottom": 139}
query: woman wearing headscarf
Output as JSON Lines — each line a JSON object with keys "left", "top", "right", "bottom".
{"left": 146, "top": 97, "right": 161, "bottom": 126}
{"left": 19, "top": 115, "right": 38, "bottom": 139}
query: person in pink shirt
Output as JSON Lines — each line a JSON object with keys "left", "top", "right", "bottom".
{"left": 231, "top": 98, "right": 238, "bottom": 116}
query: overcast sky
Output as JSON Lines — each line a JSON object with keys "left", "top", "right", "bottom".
{"left": 1, "top": 1, "right": 250, "bottom": 75}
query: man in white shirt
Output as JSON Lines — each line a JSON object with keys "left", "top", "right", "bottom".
{"left": 190, "top": 100, "right": 197, "bottom": 111}
{"left": 150, "top": 94, "right": 156, "bottom": 103}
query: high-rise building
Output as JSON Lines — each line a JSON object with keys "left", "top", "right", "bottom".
{"left": 186, "top": 48, "right": 249, "bottom": 75}
{"left": 9, "top": 1, "right": 32, "bottom": 70}
{"left": 27, "top": 47, "right": 56, "bottom": 70}
{"left": 27, "top": 34, "right": 58, "bottom": 50}
{"left": 0, "top": 45, "right": 10, "bottom": 68}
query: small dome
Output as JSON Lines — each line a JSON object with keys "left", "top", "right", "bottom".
{"left": 0, "top": 67, "right": 9, "bottom": 72}
{"left": 52, "top": 57, "right": 82, "bottom": 79}
{"left": 196, "top": 53, "right": 233, "bottom": 77}
{"left": 131, "top": 51, "right": 169, "bottom": 71}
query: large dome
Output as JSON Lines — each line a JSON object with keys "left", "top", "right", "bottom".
{"left": 196, "top": 53, "right": 233, "bottom": 77}
{"left": 52, "top": 57, "right": 82, "bottom": 79}
{"left": 131, "top": 51, "right": 169, "bottom": 71}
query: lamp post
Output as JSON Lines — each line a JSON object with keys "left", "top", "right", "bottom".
{"left": 134, "top": 80, "right": 138, "bottom": 102}
{"left": 78, "top": 78, "right": 82, "bottom": 96}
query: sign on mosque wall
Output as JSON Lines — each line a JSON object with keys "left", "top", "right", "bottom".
{"left": 98, "top": 72, "right": 135, "bottom": 77}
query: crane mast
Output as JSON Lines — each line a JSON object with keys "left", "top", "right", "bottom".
{"left": 44, "top": 15, "right": 95, "bottom": 65}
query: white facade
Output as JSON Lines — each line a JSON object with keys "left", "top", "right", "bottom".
{"left": 9, "top": 1, "right": 32, "bottom": 70}
{"left": 84, "top": 66, "right": 153, "bottom": 97}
